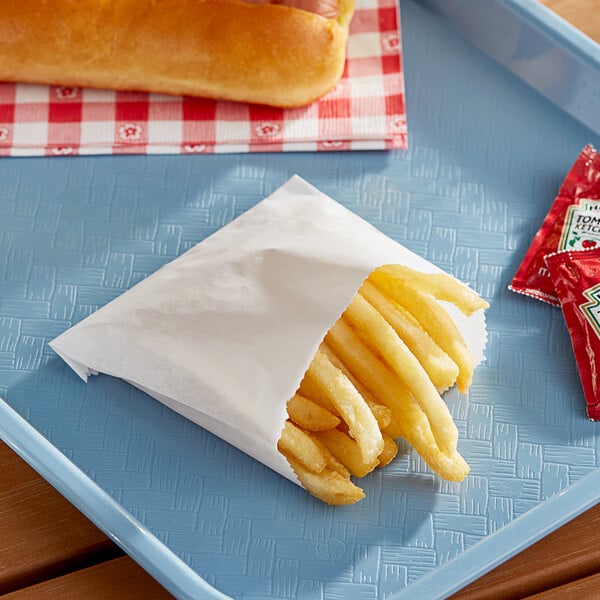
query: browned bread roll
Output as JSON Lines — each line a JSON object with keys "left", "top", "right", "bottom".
{"left": 0, "top": 0, "right": 354, "bottom": 108}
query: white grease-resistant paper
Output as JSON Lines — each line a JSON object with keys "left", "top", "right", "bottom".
{"left": 50, "top": 176, "right": 487, "bottom": 484}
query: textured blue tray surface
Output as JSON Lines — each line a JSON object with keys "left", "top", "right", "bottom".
{"left": 1, "top": 1, "right": 600, "bottom": 599}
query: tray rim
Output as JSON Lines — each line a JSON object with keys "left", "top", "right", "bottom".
{"left": 506, "top": 0, "right": 600, "bottom": 65}
{"left": 2, "top": 395, "right": 599, "bottom": 600}
{"left": 419, "top": 0, "right": 600, "bottom": 137}
{"left": 1, "top": 2, "right": 600, "bottom": 598}
{"left": 0, "top": 398, "right": 221, "bottom": 600}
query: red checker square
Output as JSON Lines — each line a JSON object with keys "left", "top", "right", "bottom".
{"left": 115, "top": 100, "right": 149, "bottom": 121}
{"left": 378, "top": 7, "right": 398, "bottom": 31}
{"left": 381, "top": 54, "right": 401, "bottom": 75}
{"left": 248, "top": 104, "right": 285, "bottom": 123}
{"left": 48, "top": 102, "right": 83, "bottom": 123}
{"left": 0, "top": 102, "right": 15, "bottom": 121}
{"left": 318, "top": 97, "right": 352, "bottom": 121}
{"left": 182, "top": 97, "right": 218, "bottom": 121}
{"left": 385, "top": 92, "right": 405, "bottom": 116}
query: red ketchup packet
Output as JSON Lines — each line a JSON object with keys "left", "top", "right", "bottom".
{"left": 509, "top": 145, "right": 600, "bottom": 305}
{"left": 544, "top": 248, "right": 600, "bottom": 420}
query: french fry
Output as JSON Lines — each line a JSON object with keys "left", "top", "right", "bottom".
{"left": 360, "top": 280, "right": 459, "bottom": 391}
{"left": 278, "top": 263, "right": 487, "bottom": 504}
{"left": 369, "top": 269, "right": 475, "bottom": 393}
{"left": 286, "top": 393, "right": 341, "bottom": 431}
{"left": 377, "top": 434, "right": 398, "bottom": 468}
{"left": 298, "top": 371, "right": 341, "bottom": 416}
{"left": 326, "top": 319, "right": 416, "bottom": 424}
{"left": 343, "top": 294, "right": 458, "bottom": 455}
{"left": 313, "top": 428, "right": 379, "bottom": 477}
{"left": 316, "top": 439, "right": 352, "bottom": 479}
{"left": 389, "top": 405, "right": 470, "bottom": 481}
{"left": 375, "top": 264, "right": 489, "bottom": 315}
{"left": 287, "top": 458, "right": 365, "bottom": 505}
{"left": 319, "top": 342, "right": 393, "bottom": 431}
{"left": 307, "top": 350, "right": 384, "bottom": 464}
{"left": 382, "top": 417, "right": 405, "bottom": 440}
{"left": 277, "top": 420, "right": 328, "bottom": 473}
{"left": 326, "top": 319, "right": 469, "bottom": 481}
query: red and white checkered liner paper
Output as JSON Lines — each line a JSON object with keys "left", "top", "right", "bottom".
{"left": 0, "top": 0, "right": 406, "bottom": 156}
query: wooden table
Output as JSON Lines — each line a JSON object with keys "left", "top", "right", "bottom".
{"left": 1, "top": 2, "right": 599, "bottom": 598}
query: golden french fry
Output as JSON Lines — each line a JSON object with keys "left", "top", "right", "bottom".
{"left": 377, "top": 434, "right": 398, "bottom": 468}
{"left": 298, "top": 371, "right": 341, "bottom": 416}
{"left": 359, "top": 280, "right": 459, "bottom": 390}
{"left": 326, "top": 319, "right": 415, "bottom": 422}
{"left": 278, "top": 263, "right": 487, "bottom": 504}
{"left": 288, "top": 424, "right": 350, "bottom": 478}
{"left": 286, "top": 393, "right": 341, "bottom": 431}
{"left": 313, "top": 428, "right": 379, "bottom": 477}
{"left": 312, "top": 435, "right": 352, "bottom": 478}
{"left": 287, "top": 458, "right": 365, "bottom": 505}
{"left": 369, "top": 270, "right": 475, "bottom": 393}
{"left": 307, "top": 350, "right": 384, "bottom": 464}
{"left": 382, "top": 417, "right": 405, "bottom": 440}
{"left": 343, "top": 294, "right": 458, "bottom": 455}
{"left": 277, "top": 420, "right": 328, "bottom": 473}
{"left": 326, "top": 319, "right": 468, "bottom": 480}
{"left": 366, "top": 401, "right": 393, "bottom": 433}
{"left": 389, "top": 405, "right": 470, "bottom": 481}
{"left": 319, "top": 342, "right": 393, "bottom": 431}
{"left": 375, "top": 264, "right": 489, "bottom": 315}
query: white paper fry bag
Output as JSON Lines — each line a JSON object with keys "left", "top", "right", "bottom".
{"left": 50, "top": 176, "right": 487, "bottom": 485}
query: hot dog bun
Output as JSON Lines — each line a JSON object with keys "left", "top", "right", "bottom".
{"left": 0, "top": 0, "right": 354, "bottom": 107}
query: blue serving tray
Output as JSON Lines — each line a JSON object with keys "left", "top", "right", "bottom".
{"left": 1, "top": 1, "right": 599, "bottom": 598}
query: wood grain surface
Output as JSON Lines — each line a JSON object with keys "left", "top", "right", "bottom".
{"left": 0, "top": 442, "right": 121, "bottom": 596}
{"left": 1, "top": 556, "right": 173, "bottom": 600}
{"left": 1, "top": 1, "right": 598, "bottom": 599}
{"left": 539, "top": 0, "right": 600, "bottom": 42}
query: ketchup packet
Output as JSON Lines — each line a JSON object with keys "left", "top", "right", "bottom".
{"left": 544, "top": 248, "right": 600, "bottom": 420}
{"left": 510, "top": 145, "right": 600, "bottom": 305}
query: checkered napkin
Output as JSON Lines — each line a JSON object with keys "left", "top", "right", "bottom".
{"left": 0, "top": 0, "right": 406, "bottom": 156}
